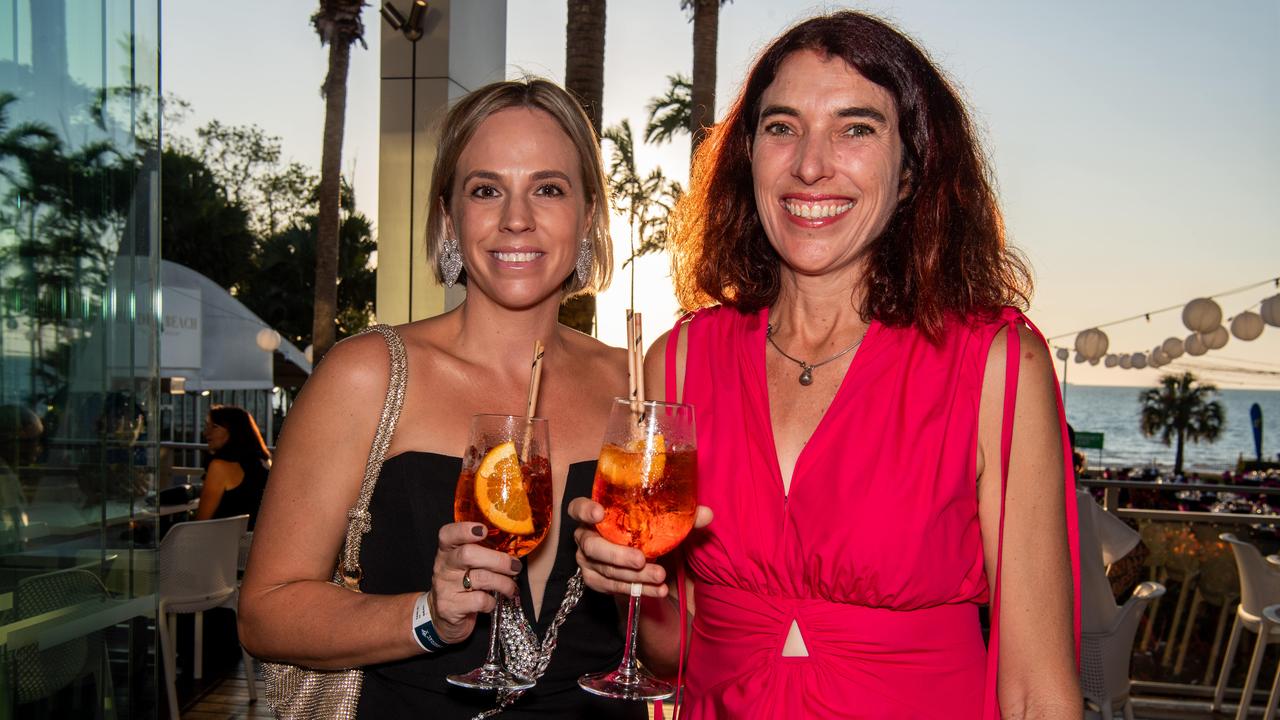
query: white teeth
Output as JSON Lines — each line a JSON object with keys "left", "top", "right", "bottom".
{"left": 493, "top": 252, "right": 541, "bottom": 262}
{"left": 783, "top": 201, "right": 853, "bottom": 219}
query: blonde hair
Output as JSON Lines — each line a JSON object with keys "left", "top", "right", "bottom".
{"left": 425, "top": 78, "right": 612, "bottom": 297}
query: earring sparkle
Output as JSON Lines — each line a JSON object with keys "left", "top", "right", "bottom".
{"left": 441, "top": 235, "right": 463, "bottom": 288}
{"left": 575, "top": 236, "right": 593, "bottom": 288}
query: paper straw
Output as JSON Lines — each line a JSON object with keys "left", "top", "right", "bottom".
{"left": 633, "top": 312, "right": 645, "bottom": 406}
{"left": 522, "top": 340, "right": 545, "bottom": 462}
{"left": 626, "top": 310, "right": 639, "bottom": 414}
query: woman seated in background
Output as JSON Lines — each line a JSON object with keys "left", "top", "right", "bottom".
{"left": 196, "top": 404, "right": 271, "bottom": 530}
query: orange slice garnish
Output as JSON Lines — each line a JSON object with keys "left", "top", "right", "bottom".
{"left": 598, "top": 434, "right": 666, "bottom": 488}
{"left": 474, "top": 441, "right": 534, "bottom": 535}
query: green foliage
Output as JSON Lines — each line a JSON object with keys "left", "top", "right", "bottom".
{"left": 602, "top": 120, "right": 683, "bottom": 307}
{"left": 237, "top": 179, "right": 375, "bottom": 347}
{"left": 645, "top": 74, "right": 692, "bottom": 146}
{"left": 1139, "top": 371, "right": 1226, "bottom": 475}
{"left": 159, "top": 148, "right": 258, "bottom": 292}
{"left": 179, "top": 120, "right": 319, "bottom": 236}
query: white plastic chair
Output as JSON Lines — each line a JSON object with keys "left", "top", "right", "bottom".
{"left": 1080, "top": 580, "right": 1166, "bottom": 720}
{"left": 157, "top": 514, "right": 255, "bottom": 720}
{"left": 1213, "top": 533, "right": 1280, "bottom": 720}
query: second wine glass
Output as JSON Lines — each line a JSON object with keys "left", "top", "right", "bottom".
{"left": 579, "top": 398, "right": 698, "bottom": 701}
{"left": 447, "top": 414, "right": 553, "bottom": 692}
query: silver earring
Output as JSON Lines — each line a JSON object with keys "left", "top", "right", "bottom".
{"left": 575, "top": 236, "right": 593, "bottom": 288}
{"left": 441, "top": 235, "right": 463, "bottom": 288}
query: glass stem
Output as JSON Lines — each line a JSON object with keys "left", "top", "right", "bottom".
{"left": 617, "top": 585, "right": 643, "bottom": 683}
{"left": 482, "top": 591, "right": 502, "bottom": 670}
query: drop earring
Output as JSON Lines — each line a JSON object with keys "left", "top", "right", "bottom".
{"left": 441, "top": 235, "right": 463, "bottom": 288}
{"left": 575, "top": 236, "right": 593, "bottom": 288}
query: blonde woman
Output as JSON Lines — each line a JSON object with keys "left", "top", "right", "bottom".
{"left": 240, "top": 79, "right": 641, "bottom": 719}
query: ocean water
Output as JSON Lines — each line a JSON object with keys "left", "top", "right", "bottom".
{"left": 1062, "top": 384, "right": 1280, "bottom": 473}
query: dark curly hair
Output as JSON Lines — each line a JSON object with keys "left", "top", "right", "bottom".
{"left": 670, "top": 10, "right": 1030, "bottom": 341}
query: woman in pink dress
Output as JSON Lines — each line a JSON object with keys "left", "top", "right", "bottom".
{"left": 571, "top": 11, "right": 1080, "bottom": 719}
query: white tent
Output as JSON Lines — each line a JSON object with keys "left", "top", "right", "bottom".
{"left": 156, "top": 260, "right": 310, "bottom": 390}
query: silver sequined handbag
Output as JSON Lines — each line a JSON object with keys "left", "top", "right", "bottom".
{"left": 260, "top": 324, "right": 408, "bottom": 719}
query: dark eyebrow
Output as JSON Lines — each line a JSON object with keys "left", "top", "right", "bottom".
{"left": 461, "top": 170, "right": 572, "bottom": 185}
{"left": 758, "top": 104, "right": 889, "bottom": 124}
{"left": 462, "top": 170, "right": 500, "bottom": 184}
{"left": 836, "top": 106, "right": 888, "bottom": 124}
{"left": 531, "top": 170, "right": 572, "bottom": 184}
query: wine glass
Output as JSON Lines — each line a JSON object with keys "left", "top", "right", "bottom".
{"left": 447, "top": 414, "right": 553, "bottom": 691}
{"left": 579, "top": 398, "right": 698, "bottom": 700}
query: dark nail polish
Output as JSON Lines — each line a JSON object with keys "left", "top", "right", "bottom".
{"left": 510, "top": 558, "right": 522, "bottom": 573}
{"left": 472, "top": 525, "right": 486, "bottom": 537}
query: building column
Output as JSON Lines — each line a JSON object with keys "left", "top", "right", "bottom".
{"left": 377, "top": 0, "right": 507, "bottom": 324}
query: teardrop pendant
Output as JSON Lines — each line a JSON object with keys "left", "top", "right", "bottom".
{"left": 798, "top": 366, "right": 814, "bottom": 386}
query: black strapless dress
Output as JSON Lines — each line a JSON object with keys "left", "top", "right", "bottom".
{"left": 356, "top": 452, "right": 645, "bottom": 719}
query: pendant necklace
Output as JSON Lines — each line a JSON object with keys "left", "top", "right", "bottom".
{"left": 766, "top": 322, "right": 864, "bottom": 387}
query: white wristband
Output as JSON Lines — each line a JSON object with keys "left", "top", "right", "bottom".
{"left": 411, "top": 592, "right": 449, "bottom": 653}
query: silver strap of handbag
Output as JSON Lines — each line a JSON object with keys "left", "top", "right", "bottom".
{"left": 335, "top": 323, "right": 408, "bottom": 589}
{"left": 261, "top": 323, "right": 408, "bottom": 719}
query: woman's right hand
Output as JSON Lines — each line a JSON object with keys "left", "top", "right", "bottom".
{"left": 568, "top": 497, "right": 713, "bottom": 599}
{"left": 429, "top": 522, "right": 523, "bottom": 644}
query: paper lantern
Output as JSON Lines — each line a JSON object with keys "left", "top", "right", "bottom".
{"left": 1151, "top": 348, "right": 1171, "bottom": 366}
{"left": 1182, "top": 297, "right": 1222, "bottom": 334}
{"left": 256, "top": 327, "right": 282, "bottom": 352}
{"left": 1104, "top": 354, "right": 1119, "bottom": 368}
{"left": 1231, "top": 311, "right": 1265, "bottom": 341}
{"left": 1074, "top": 351, "right": 1086, "bottom": 364}
{"left": 304, "top": 344, "right": 314, "bottom": 364}
{"left": 1161, "top": 337, "right": 1184, "bottom": 359}
{"left": 1055, "top": 347, "right": 1069, "bottom": 361}
{"left": 1074, "top": 328, "right": 1109, "bottom": 361}
{"left": 1131, "top": 353, "right": 1148, "bottom": 369}
{"left": 1261, "top": 295, "right": 1280, "bottom": 327}
{"left": 1089, "top": 356, "right": 1100, "bottom": 366}
{"left": 1119, "top": 355, "right": 1133, "bottom": 369}
{"left": 1203, "top": 325, "right": 1229, "bottom": 350}
{"left": 1185, "top": 333, "right": 1208, "bottom": 356}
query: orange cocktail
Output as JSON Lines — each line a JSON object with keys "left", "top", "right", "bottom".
{"left": 447, "top": 415, "right": 551, "bottom": 693}
{"left": 580, "top": 398, "right": 697, "bottom": 702}
{"left": 593, "top": 443, "right": 697, "bottom": 559}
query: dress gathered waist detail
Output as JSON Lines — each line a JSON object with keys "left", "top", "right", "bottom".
{"left": 687, "top": 583, "right": 985, "bottom": 696}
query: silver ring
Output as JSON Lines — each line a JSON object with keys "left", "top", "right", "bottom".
{"left": 462, "top": 569, "right": 473, "bottom": 591}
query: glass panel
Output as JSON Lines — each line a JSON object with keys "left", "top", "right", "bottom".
{"left": 0, "top": 0, "right": 160, "bottom": 716}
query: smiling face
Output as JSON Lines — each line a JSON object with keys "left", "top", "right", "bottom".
{"left": 447, "top": 106, "right": 589, "bottom": 310}
{"left": 751, "top": 49, "right": 908, "bottom": 280}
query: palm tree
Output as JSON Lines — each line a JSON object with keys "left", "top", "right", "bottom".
{"left": 310, "top": 0, "right": 367, "bottom": 363}
{"left": 683, "top": 0, "right": 729, "bottom": 156}
{"left": 560, "top": 0, "right": 607, "bottom": 335}
{"left": 602, "top": 121, "right": 682, "bottom": 310}
{"left": 1139, "top": 371, "right": 1225, "bottom": 476}
{"left": 644, "top": 74, "right": 692, "bottom": 146}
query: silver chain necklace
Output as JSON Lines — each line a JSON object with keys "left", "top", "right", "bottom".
{"left": 766, "top": 322, "right": 865, "bottom": 386}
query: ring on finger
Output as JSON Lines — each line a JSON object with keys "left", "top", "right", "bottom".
{"left": 462, "top": 569, "right": 473, "bottom": 591}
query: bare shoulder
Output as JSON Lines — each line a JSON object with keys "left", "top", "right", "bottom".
{"left": 560, "top": 324, "right": 628, "bottom": 386}
{"left": 207, "top": 458, "right": 240, "bottom": 474}
{"left": 300, "top": 330, "right": 394, "bottom": 406}
{"left": 982, "top": 322, "right": 1056, "bottom": 402}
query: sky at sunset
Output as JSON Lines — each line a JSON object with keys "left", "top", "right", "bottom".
{"left": 165, "top": 1, "right": 1279, "bottom": 388}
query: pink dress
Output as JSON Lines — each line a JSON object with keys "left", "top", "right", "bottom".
{"left": 664, "top": 306, "right": 1079, "bottom": 719}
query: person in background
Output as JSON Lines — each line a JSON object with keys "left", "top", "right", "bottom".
{"left": 196, "top": 404, "right": 271, "bottom": 530}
